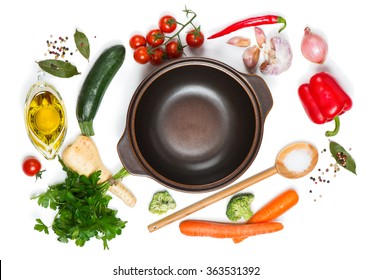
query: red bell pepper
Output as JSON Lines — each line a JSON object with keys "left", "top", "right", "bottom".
{"left": 298, "top": 72, "right": 352, "bottom": 137}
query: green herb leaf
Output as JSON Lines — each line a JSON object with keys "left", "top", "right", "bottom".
{"left": 329, "top": 140, "right": 356, "bottom": 175}
{"left": 32, "top": 158, "right": 127, "bottom": 249}
{"left": 74, "top": 29, "right": 90, "bottom": 61}
{"left": 36, "top": 59, "right": 80, "bottom": 78}
{"left": 34, "top": 219, "right": 49, "bottom": 234}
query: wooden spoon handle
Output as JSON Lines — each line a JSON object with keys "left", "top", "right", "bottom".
{"left": 147, "top": 166, "right": 277, "bottom": 232}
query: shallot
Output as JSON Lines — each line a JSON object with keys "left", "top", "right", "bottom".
{"left": 301, "top": 27, "right": 328, "bottom": 64}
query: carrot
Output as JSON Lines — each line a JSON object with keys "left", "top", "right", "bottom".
{"left": 179, "top": 220, "right": 283, "bottom": 238}
{"left": 62, "top": 135, "right": 136, "bottom": 207}
{"left": 233, "top": 189, "right": 299, "bottom": 243}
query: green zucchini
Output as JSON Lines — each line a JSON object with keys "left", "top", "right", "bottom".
{"left": 76, "top": 44, "right": 126, "bottom": 136}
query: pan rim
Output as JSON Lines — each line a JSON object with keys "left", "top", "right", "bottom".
{"left": 127, "top": 57, "right": 265, "bottom": 192}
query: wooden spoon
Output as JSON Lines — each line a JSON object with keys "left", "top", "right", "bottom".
{"left": 148, "top": 142, "right": 318, "bottom": 232}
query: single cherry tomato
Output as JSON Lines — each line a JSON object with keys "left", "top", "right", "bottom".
{"left": 129, "top": 34, "right": 147, "bottom": 50}
{"left": 159, "top": 15, "right": 177, "bottom": 33}
{"left": 22, "top": 156, "right": 44, "bottom": 179}
{"left": 166, "top": 41, "right": 183, "bottom": 59}
{"left": 146, "top": 29, "right": 165, "bottom": 47}
{"left": 133, "top": 46, "right": 151, "bottom": 64}
{"left": 150, "top": 47, "right": 165, "bottom": 65}
{"left": 186, "top": 29, "right": 205, "bottom": 48}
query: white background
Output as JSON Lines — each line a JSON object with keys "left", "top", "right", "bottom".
{"left": 1, "top": 0, "right": 370, "bottom": 279}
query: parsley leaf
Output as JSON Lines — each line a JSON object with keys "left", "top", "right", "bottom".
{"left": 32, "top": 157, "right": 128, "bottom": 249}
{"left": 34, "top": 218, "right": 49, "bottom": 234}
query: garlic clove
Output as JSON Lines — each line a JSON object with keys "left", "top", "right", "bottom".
{"left": 254, "top": 27, "right": 266, "bottom": 48}
{"left": 227, "top": 36, "right": 251, "bottom": 47}
{"left": 242, "top": 45, "right": 260, "bottom": 73}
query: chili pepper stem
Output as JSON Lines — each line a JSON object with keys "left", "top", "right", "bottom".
{"left": 277, "top": 16, "right": 287, "bottom": 33}
{"left": 325, "top": 115, "right": 340, "bottom": 137}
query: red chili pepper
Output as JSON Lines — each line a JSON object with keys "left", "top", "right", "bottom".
{"left": 298, "top": 72, "right": 352, "bottom": 137}
{"left": 207, "top": 15, "right": 287, "bottom": 40}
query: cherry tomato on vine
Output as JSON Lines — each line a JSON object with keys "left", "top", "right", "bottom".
{"left": 186, "top": 29, "right": 205, "bottom": 48}
{"left": 129, "top": 34, "right": 147, "bottom": 50}
{"left": 150, "top": 47, "right": 165, "bottom": 65}
{"left": 159, "top": 15, "right": 177, "bottom": 33}
{"left": 146, "top": 29, "right": 165, "bottom": 47}
{"left": 22, "top": 156, "right": 45, "bottom": 180}
{"left": 133, "top": 46, "right": 151, "bottom": 64}
{"left": 166, "top": 41, "right": 183, "bottom": 58}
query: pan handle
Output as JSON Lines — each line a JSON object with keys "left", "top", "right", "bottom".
{"left": 117, "top": 129, "right": 148, "bottom": 176}
{"left": 242, "top": 74, "right": 273, "bottom": 121}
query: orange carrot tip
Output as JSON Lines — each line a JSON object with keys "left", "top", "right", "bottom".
{"left": 179, "top": 220, "right": 283, "bottom": 239}
{"left": 233, "top": 189, "right": 299, "bottom": 244}
{"left": 248, "top": 189, "right": 299, "bottom": 224}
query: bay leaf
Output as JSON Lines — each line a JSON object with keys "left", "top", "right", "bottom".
{"left": 329, "top": 140, "right": 356, "bottom": 175}
{"left": 74, "top": 29, "right": 90, "bottom": 61}
{"left": 36, "top": 59, "right": 80, "bottom": 78}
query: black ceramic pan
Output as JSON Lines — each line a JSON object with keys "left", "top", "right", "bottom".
{"left": 117, "top": 57, "right": 273, "bottom": 192}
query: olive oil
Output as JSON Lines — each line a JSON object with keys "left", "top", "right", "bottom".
{"left": 25, "top": 78, "right": 67, "bottom": 160}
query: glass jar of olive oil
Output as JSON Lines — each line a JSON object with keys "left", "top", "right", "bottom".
{"left": 25, "top": 72, "right": 67, "bottom": 160}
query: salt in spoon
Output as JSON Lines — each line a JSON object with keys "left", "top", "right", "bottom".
{"left": 148, "top": 142, "right": 318, "bottom": 232}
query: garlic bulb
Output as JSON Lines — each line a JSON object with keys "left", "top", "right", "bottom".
{"left": 260, "top": 36, "right": 293, "bottom": 75}
{"left": 301, "top": 27, "right": 328, "bottom": 64}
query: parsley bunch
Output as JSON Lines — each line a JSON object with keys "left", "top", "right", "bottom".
{"left": 32, "top": 158, "right": 128, "bottom": 250}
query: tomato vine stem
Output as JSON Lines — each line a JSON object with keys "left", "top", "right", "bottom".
{"left": 152, "top": 7, "right": 197, "bottom": 51}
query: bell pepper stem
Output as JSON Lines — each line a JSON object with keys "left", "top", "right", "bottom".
{"left": 325, "top": 115, "right": 340, "bottom": 137}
